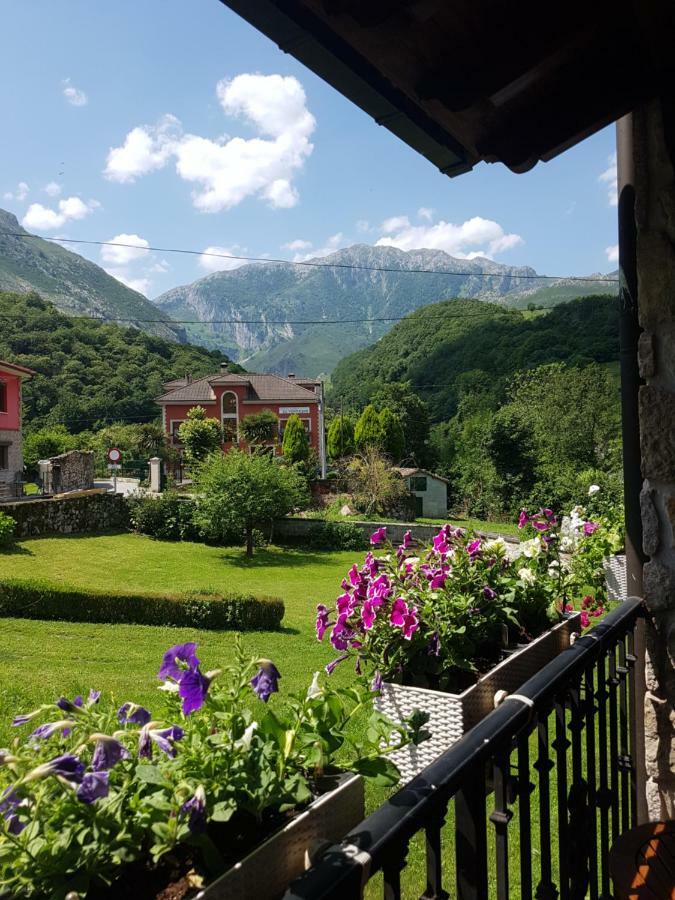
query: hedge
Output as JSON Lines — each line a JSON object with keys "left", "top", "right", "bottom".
{"left": 0, "top": 578, "right": 284, "bottom": 631}
{"left": 279, "top": 520, "right": 367, "bottom": 551}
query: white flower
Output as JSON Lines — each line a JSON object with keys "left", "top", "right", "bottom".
{"left": 306, "top": 671, "right": 322, "bottom": 699}
{"left": 158, "top": 681, "right": 179, "bottom": 693}
{"left": 518, "top": 567, "right": 536, "bottom": 585}
{"left": 236, "top": 722, "right": 258, "bottom": 751}
{"left": 518, "top": 538, "right": 541, "bottom": 559}
{"left": 588, "top": 484, "right": 601, "bottom": 496}
{"left": 484, "top": 537, "right": 508, "bottom": 555}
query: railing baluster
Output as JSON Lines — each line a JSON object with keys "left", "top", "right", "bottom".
{"left": 421, "top": 805, "right": 449, "bottom": 900}
{"left": 383, "top": 842, "right": 407, "bottom": 900}
{"left": 584, "top": 665, "right": 599, "bottom": 900}
{"left": 617, "top": 635, "right": 631, "bottom": 835}
{"left": 567, "top": 682, "right": 590, "bottom": 900}
{"left": 490, "top": 747, "right": 513, "bottom": 900}
{"left": 607, "top": 645, "right": 620, "bottom": 846}
{"left": 554, "top": 693, "right": 571, "bottom": 899}
{"left": 626, "top": 628, "right": 639, "bottom": 828}
{"left": 455, "top": 760, "right": 488, "bottom": 900}
{"left": 596, "top": 649, "right": 610, "bottom": 898}
{"left": 517, "top": 732, "right": 534, "bottom": 900}
{"left": 534, "top": 710, "right": 557, "bottom": 899}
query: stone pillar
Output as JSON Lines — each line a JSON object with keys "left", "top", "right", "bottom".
{"left": 633, "top": 98, "right": 675, "bottom": 818}
{"left": 148, "top": 457, "right": 162, "bottom": 493}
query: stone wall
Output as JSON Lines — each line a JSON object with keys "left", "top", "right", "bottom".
{"left": 275, "top": 517, "right": 518, "bottom": 547}
{"left": 42, "top": 450, "right": 95, "bottom": 494}
{"left": 1, "top": 492, "right": 129, "bottom": 538}
{"left": 634, "top": 99, "right": 675, "bottom": 818}
{"left": 0, "top": 428, "right": 22, "bottom": 483}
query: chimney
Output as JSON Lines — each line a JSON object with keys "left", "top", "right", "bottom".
{"left": 185, "top": 373, "right": 192, "bottom": 384}
{"left": 220, "top": 362, "right": 229, "bottom": 373}
{"left": 287, "top": 372, "right": 296, "bottom": 379}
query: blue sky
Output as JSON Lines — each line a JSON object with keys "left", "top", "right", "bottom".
{"left": 1, "top": 0, "right": 619, "bottom": 299}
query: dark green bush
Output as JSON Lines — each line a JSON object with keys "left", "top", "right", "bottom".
{"left": 0, "top": 512, "right": 16, "bottom": 548}
{"left": 0, "top": 578, "right": 284, "bottom": 631}
{"left": 282, "top": 521, "right": 367, "bottom": 551}
{"left": 127, "top": 493, "right": 200, "bottom": 542}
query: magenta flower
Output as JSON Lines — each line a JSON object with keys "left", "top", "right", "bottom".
{"left": 179, "top": 667, "right": 211, "bottom": 715}
{"left": 583, "top": 521, "right": 600, "bottom": 535}
{"left": 316, "top": 604, "right": 331, "bottom": 640}
{"left": 77, "top": 772, "right": 109, "bottom": 804}
{"left": 390, "top": 597, "right": 408, "bottom": 627}
{"left": 348, "top": 564, "right": 362, "bottom": 587}
{"left": 158, "top": 643, "right": 200, "bottom": 682}
{"left": 429, "top": 571, "right": 447, "bottom": 589}
{"left": 363, "top": 552, "right": 380, "bottom": 576}
{"left": 433, "top": 532, "right": 450, "bottom": 555}
{"left": 361, "top": 600, "right": 377, "bottom": 630}
{"left": 467, "top": 539, "right": 482, "bottom": 558}
{"left": 580, "top": 612, "right": 590, "bottom": 629}
{"left": 402, "top": 530, "right": 412, "bottom": 549}
{"left": 336, "top": 592, "right": 356, "bottom": 616}
{"left": 371, "top": 671, "right": 383, "bottom": 692}
{"left": 401, "top": 606, "right": 419, "bottom": 640}
{"left": 518, "top": 510, "right": 530, "bottom": 528}
{"left": 370, "top": 526, "right": 387, "bottom": 545}
{"left": 330, "top": 621, "right": 351, "bottom": 651}
{"left": 532, "top": 520, "right": 549, "bottom": 532}
{"left": 250, "top": 661, "right": 281, "bottom": 703}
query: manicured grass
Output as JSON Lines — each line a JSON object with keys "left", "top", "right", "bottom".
{"left": 0, "top": 533, "right": 359, "bottom": 744}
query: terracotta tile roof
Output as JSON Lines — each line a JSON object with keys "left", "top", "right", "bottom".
{"left": 156, "top": 372, "right": 319, "bottom": 404}
{"left": 0, "top": 359, "right": 37, "bottom": 377}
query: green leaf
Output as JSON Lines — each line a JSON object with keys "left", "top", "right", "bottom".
{"left": 211, "top": 801, "right": 236, "bottom": 823}
{"left": 135, "top": 764, "right": 170, "bottom": 786}
{"left": 351, "top": 756, "right": 401, "bottom": 786}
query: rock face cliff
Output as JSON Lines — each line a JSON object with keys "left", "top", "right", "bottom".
{"left": 153, "top": 244, "right": 615, "bottom": 375}
{"left": 0, "top": 209, "right": 184, "bottom": 342}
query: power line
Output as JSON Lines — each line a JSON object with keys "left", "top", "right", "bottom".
{"left": 1, "top": 231, "right": 620, "bottom": 284}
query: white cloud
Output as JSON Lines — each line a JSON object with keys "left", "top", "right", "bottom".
{"left": 62, "top": 78, "right": 88, "bottom": 107}
{"left": 150, "top": 259, "right": 170, "bottom": 273}
{"left": 605, "top": 244, "right": 619, "bottom": 264}
{"left": 198, "top": 245, "right": 246, "bottom": 272}
{"left": 44, "top": 182, "right": 62, "bottom": 197}
{"left": 291, "top": 232, "right": 345, "bottom": 262}
{"left": 22, "top": 196, "right": 98, "bottom": 231}
{"left": 104, "top": 74, "right": 315, "bottom": 212}
{"left": 105, "top": 268, "right": 151, "bottom": 296}
{"left": 374, "top": 214, "right": 523, "bottom": 259}
{"left": 356, "top": 219, "right": 371, "bottom": 234}
{"left": 418, "top": 207, "right": 434, "bottom": 222}
{"left": 282, "top": 239, "right": 312, "bottom": 252}
{"left": 599, "top": 153, "right": 618, "bottom": 207}
{"left": 104, "top": 114, "right": 180, "bottom": 184}
{"left": 100, "top": 233, "right": 150, "bottom": 266}
{"left": 4, "top": 181, "right": 29, "bottom": 202}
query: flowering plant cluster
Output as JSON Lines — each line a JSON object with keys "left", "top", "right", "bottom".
{"left": 317, "top": 505, "right": 613, "bottom": 689}
{"left": 0, "top": 640, "right": 423, "bottom": 898}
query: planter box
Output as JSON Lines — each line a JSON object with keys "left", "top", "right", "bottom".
{"left": 375, "top": 615, "right": 580, "bottom": 783}
{"left": 604, "top": 553, "right": 627, "bottom": 601}
{"left": 195, "top": 772, "right": 364, "bottom": 900}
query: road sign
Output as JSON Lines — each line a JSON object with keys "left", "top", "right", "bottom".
{"left": 107, "top": 447, "right": 122, "bottom": 463}
{"left": 107, "top": 464, "right": 121, "bottom": 470}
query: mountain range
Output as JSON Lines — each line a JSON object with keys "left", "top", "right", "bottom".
{"left": 153, "top": 244, "right": 617, "bottom": 376}
{"left": 0, "top": 209, "right": 183, "bottom": 343}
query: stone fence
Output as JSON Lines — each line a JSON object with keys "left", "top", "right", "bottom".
{"left": 2, "top": 492, "right": 129, "bottom": 538}
{"left": 274, "top": 517, "right": 518, "bottom": 546}
{"left": 40, "top": 450, "right": 94, "bottom": 494}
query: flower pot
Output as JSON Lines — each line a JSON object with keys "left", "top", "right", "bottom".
{"left": 375, "top": 615, "right": 581, "bottom": 783}
{"left": 195, "top": 772, "right": 364, "bottom": 899}
{"left": 603, "top": 553, "right": 627, "bottom": 601}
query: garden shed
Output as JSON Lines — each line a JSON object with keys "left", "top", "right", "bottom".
{"left": 395, "top": 466, "right": 448, "bottom": 518}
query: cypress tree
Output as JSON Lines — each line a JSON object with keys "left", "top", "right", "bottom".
{"left": 282, "top": 414, "right": 310, "bottom": 464}
{"left": 379, "top": 407, "right": 405, "bottom": 462}
{"left": 354, "top": 404, "right": 384, "bottom": 451}
{"left": 327, "top": 415, "right": 355, "bottom": 459}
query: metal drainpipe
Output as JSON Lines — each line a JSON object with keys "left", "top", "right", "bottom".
{"left": 616, "top": 113, "right": 647, "bottom": 822}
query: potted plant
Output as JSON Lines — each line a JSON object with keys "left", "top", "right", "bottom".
{"left": 316, "top": 509, "right": 607, "bottom": 781}
{"left": 0, "top": 640, "right": 424, "bottom": 899}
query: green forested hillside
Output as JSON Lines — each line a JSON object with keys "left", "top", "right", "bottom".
{"left": 330, "top": 294, "right": 618, "bottom": 421}
{"left": 0, "top": 291, "right": 237, "bottom": 431}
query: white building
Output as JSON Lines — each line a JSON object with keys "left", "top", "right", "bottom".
{"left": 395, "top": 467, "right": 448, "bottom": 518}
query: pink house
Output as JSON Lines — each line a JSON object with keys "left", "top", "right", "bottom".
{"left": 0, "top": 359, "right": 35, "bottom": 498}
{"left": 156, "top": 367, "right": 326, "bottom": 476}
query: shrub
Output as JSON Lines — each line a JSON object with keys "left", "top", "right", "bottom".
{"left": 0, "top": 578, "right": 284, "bottom": 630}
{"left": 178, "top": 406, "right": 222, "bottom": 464}
{"left": 281, "top": 414, "right": 310, "bottom": 464}
{"left": 0, "top": 511, "right": 16, "bottom": 548}
{"left": 127, "top": 492, "right": 199, "bottom": 541}
{"left": 282, "top": 521, "right": 367, "bottom": 551}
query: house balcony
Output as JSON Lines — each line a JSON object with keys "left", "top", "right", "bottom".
{"left": 285, "top": 597, "right": 646, "bottom": 899}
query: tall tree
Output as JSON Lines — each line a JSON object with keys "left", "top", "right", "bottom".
{"left": 371, "top": 383, "right": 431, "bottom": 465}
{"left": 354, "top": 405, "right": 384, "bottom": 451}
{"left": 378, "top": 407, "right": 405, "bottom": 462}
{"left": 194, "top": 449, "right": 309, "bottom": 556}
{"left": 282, "top": 414, "right": 310, "bottom": 464}
{"left": 240, "top": 411, "right": 279, "bottom": 446}
{"left": 178, "top": 406, "right": 222, "bottom": 464}
{"left": 327, "top": 415, "right": 355, "bottom": 459}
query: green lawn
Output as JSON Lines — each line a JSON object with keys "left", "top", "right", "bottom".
{"left": 0, "top": 533, "right": 359, "bottom": 745}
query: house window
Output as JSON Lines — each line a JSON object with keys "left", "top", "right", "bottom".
{"left": 410, "top": 476, "right": 428, "bottom": 492}
{"left": 170, "top": 420, "right": 184, "bottom": 444}
{"left": 222, "top": 392, "right": 238, "bottom": 443}
{"left": 0, "top": 444, "right": 8, "bottom": 470}
{"left": 0, "top": 381, "right": 6, "bottom": 414}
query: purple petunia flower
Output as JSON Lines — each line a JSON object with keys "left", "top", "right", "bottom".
{"left": 467, "top": 539, "right": 482, "bottom": 559}
{"left": 370, "top": 526, "right": 387, "bottom": 545}
{"left": 361, "top": 600, "right": 377, "bottom": 630}
{"left": 401, "top": 606, "right": 419, "bottom": 640}
{"left": 76, "top": 771, "right": 109, "bottom": 804}
{"left": 250, "top": 661, "right": 281, "bottom": 703}
{"left": 428, "top": 632, "right": 441, "bottom": 656}
{"left": 325, "top": 654, "right": 348, "bottom": 675}
{"left": 483, "top": 586, "right": 497, "bottom": 601}
{"left": 179, "top": 667, "right": 211, "bottom": 715}
{"left": 87, "top": 689, "right": 101, "bottom": 705}
{"left": 390, "top": 597, "right": 408, "bottom": 627}
{"left": 30, "top": 720, "right": 75, "bottom": 742}
{"left": 518, "top": 510, "right": 530, "bottom": 529}
{"left": 31, "top": 754, "right": 86, "bottom": 783}
{"left": 429, "top": 571, "right": 447, "bottom": 589}
{"left": 315, "top": 604, "right": 331, "bottom": 641}
{"left": 158, "top": 642, "right": 200, "bottom": 682}
{"left": 56, "top": 695, "right": 83, "bottom": 713}
{"left": 402, "top": 530, "right": 412, "bottom": 550}
{"left": 433, "top": 533, "right": 450, "bottom": 555}
{"left": 92, "top": 736, "right": 130, "bottom": 772}
{"left": 117, "top": 703, "right": 152, "bottom": 727}
{"left": 180, "top": 785, "right": 207, "bottom": 833}
{"left": 0, "top": 787, "right": 26, "bottom": 835}
{"left": 348, "top": 564, "right": 362, "bottom": 587}
{"left": 139, "top": 725, "right": 184, "bottom": 760}
{"left": 583, "top": 521, "right": 600, "bottom": 535}
{"left": 371, "top": 671, "right": 383, "bottom": 692}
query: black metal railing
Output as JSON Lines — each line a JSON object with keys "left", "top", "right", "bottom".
{"left": 286, "top": 596, "right": 644, "bottom": 900}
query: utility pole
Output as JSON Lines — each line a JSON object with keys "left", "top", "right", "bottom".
{"left": 340, "top": 397, "right": 344, "bottom": 457}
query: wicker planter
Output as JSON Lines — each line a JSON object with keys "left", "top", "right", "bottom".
{"left": 375, "top": 615, "right": 580, "bottom": 783}
{"left": 603, "top": 553, "right": 627, "bottom": 601}
{"left": 195, "top": 772, "right": 364, "bottom": 900}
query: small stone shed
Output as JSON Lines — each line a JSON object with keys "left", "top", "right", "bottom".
{"left": 395, "top": 467, "right": 448, "bottom": 518}
{"left": 39, "top": 450, "right": 95, "bottom": 495}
